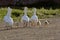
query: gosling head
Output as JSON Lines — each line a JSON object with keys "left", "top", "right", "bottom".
{"left": 45, "top": 20, "right": 49, "bottom": 25}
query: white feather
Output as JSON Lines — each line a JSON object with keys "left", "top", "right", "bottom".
{"left": 31, "top": 8, "right": 38, "bottom": 22}
{"left": 21, "top": 7, "right": 30, "bottom": 22}
{"left": 4, "top": 7, "right": 13, "bottom": 26}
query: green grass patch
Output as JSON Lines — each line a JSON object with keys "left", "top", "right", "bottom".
{"left": 0, "top": 7, "right": 60, "bottom": 21}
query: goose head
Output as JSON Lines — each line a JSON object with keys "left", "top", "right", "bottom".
{"left": 6, "top": 7, "right": 12, "bottom": 17}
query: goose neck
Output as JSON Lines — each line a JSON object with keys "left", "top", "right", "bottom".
{"left": 24, "top": 13, "right": 27, "bottom": 16}
{"left": 34, "top": 12, "right": 36, "bottom": 15}
{"left": 6, "top": 11, "right": 11, "bottom": 17}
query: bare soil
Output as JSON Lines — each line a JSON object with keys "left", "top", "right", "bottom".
{"left": 0, "top": 17, "right": 60, "bottom": 40}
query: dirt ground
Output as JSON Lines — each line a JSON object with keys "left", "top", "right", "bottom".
{"left": 0, "top": 17, "right": 60, "bottom": 40}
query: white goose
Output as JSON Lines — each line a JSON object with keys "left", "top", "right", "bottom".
{"left": 31, "top": 8, "right": 41, "bottom": 27}
{"left": 4, "top": 7, "right": 14, "bottom": 27}
{"left": 21, "top": 7, "right": 30, "bottom": 27}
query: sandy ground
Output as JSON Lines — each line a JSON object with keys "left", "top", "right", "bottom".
{"left": 0, "top": 17, "right": 60, "bottom": 40}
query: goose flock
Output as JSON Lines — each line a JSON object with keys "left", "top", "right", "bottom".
{"left": 3, "top": 7, "right": 49, "bottom": 27}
